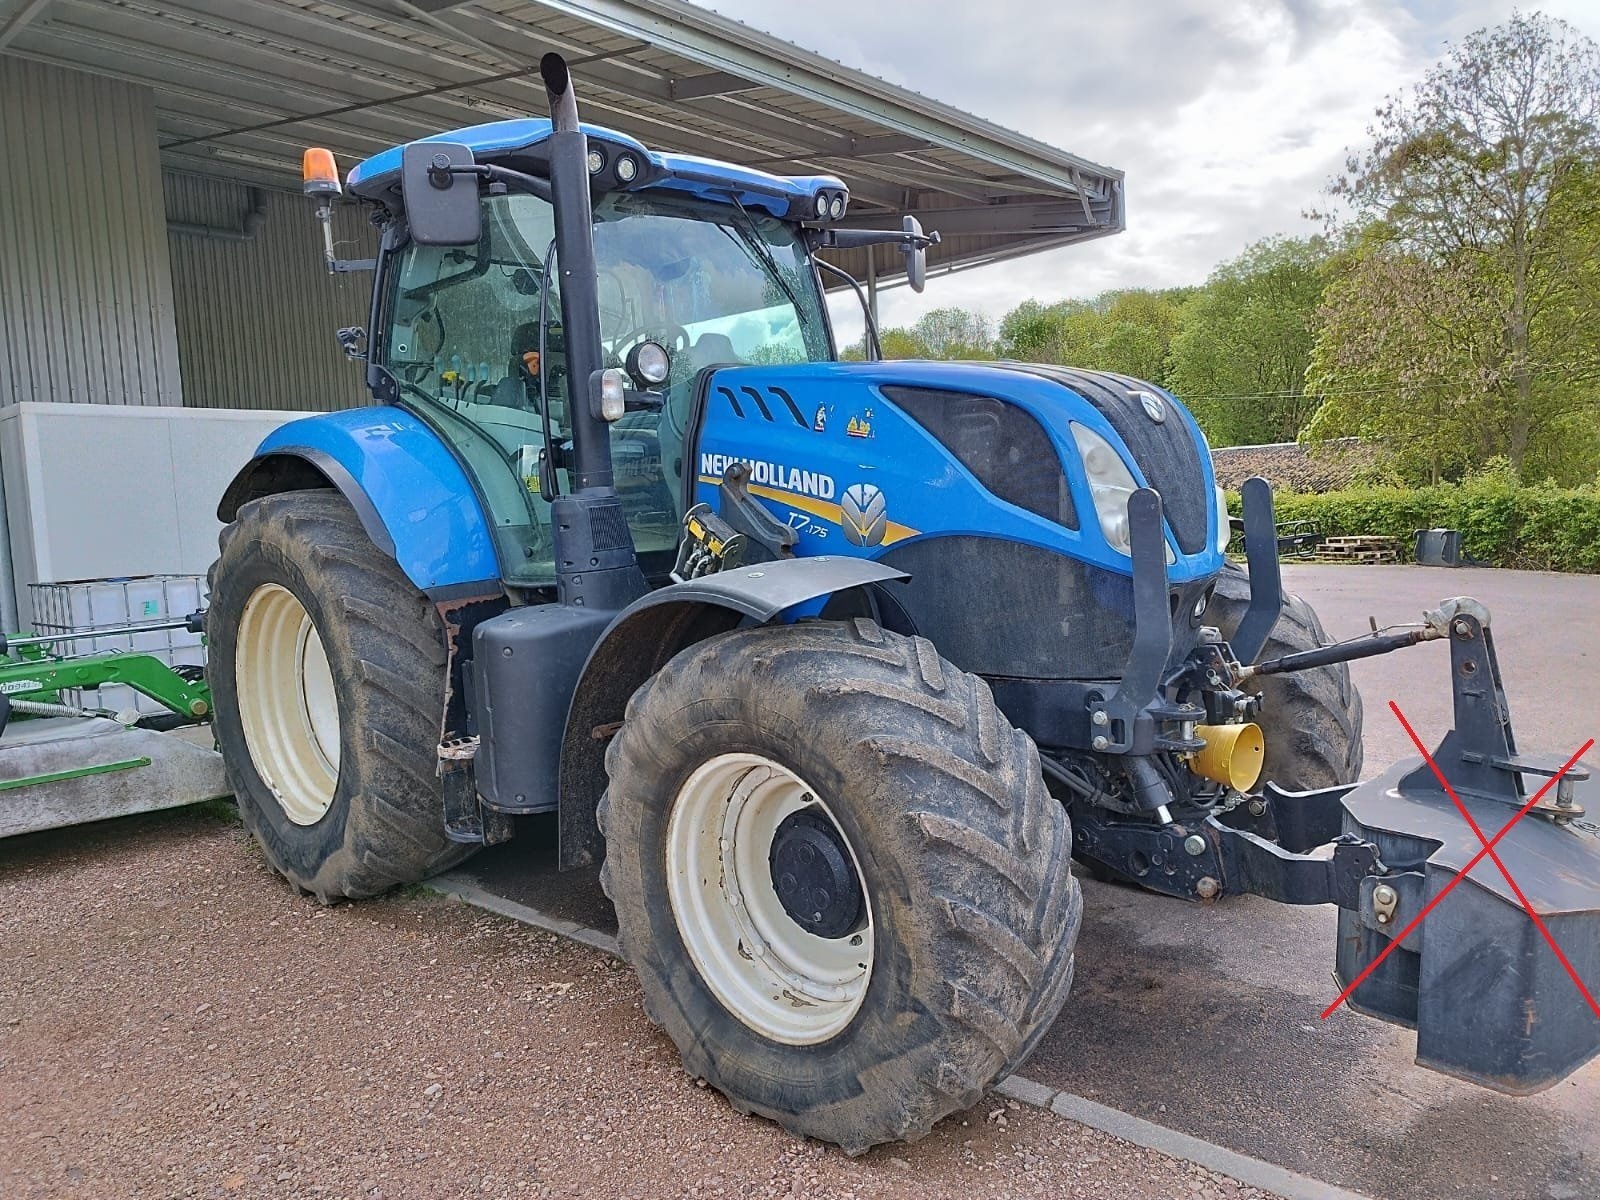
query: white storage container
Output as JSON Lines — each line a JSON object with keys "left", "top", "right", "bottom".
{"left": 26, "top": 575, "right": 208, "bottom": 716}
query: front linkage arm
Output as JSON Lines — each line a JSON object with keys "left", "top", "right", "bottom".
{"left": 1064, "top": 476, "right": 1582, "bottom": 909}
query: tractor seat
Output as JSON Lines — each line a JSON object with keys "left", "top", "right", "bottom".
{"left": 681, "top": 332, "right": 739, "bottom": 377}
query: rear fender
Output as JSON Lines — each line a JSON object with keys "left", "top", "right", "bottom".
{"left": 217, "top": 406, "right": 500, "bottom": 594}
{"left": 556, "top": 556, "right": 908, "bottom": 868}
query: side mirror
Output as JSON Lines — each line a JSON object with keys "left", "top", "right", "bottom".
{"left": 401, "top": 142, "right": 482, "bottom": 246}
{"left": 903, "top": 215, "right": 928, "bottom": 293}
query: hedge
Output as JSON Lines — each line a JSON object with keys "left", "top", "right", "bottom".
{"left": 1225, "top": 478, "right": 1600, "bottom": 574}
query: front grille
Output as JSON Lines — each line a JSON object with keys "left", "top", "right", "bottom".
{"left": 880, "top": 536, "right": 1133, "bottom": 679}
{"left": 881, "top": 536, "right": 1213, "bottom": 681}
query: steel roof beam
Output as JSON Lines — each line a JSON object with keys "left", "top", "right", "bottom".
{"left": 30, "top": 5, "right": 795, "bottom": 169}
{"left": 511, "top": 0, "right": 1120, "bottom": 193}
{"left": 0, "top": 0, "right": 50, "bottom": 50}
{"left": 668, "top": 71, "right": 758, "bottom": 100}
{"left": 386, "top": 2, "right": 881, "bottom": 160}
{"left": 109, "top": 0, "right": 811, "bottom": 166}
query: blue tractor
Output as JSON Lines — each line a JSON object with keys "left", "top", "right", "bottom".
{"left": 210, "top": 56, "right": 1600, "bottom": 1153}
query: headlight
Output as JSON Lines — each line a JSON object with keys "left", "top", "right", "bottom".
{"left": 1071, "top": 423, "right": 1141, "bottom": 555}
{"left": 814, "top": 193, "right": 829, "bottom": 219}
{"left": 1215, "top": 484, "right": 1231, "bottom": 553}
{"left": 829, "top": 193, "right": 847, "bottom": 220}
{"left": 615, "top": 153, "right": 638, "bottom": 183}
{"left": 586, "top": 147, "right": 606, "bottom": 175}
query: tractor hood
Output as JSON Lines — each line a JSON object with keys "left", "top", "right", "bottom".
{"left": 691, "top": 359, "right": 1225, "bottom": 582}
{"left": 690, "top": 359, "right": 1227, "bottom": 683}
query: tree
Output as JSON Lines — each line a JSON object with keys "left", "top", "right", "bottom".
{"left": 1304, "top": 234, "right": 1495, "bottom": 483}
{"left": 995, "top": 289, "right": 1188, "bottom": 384}
{"left": 1310, "top": 12, "right": 1600, "bottom": 480}
{"left": 1166, "top": 237, "right": 1330, "bottom": 447}
{"left": 909, "top": 307, "right": 996, "bottom": 358}
{"left": 845, "top": 306, "right": 994, "bottom": 360}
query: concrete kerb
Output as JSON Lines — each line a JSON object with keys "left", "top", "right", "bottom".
{"left": 993, "top": 1076, "right": 1375, "bottom": 1200}
{"left": 428, "top": 872, "right": 620, "bottom": 956}
{"left": 428, "top": 873, "right": 1377, "bottom": 1200}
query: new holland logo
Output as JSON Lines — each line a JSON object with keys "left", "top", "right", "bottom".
{"left": 840, "top": 483, "right": 887, "bottom": 547}
{"left": 1134, "top": 389, "right": 1166, "bottom": 423}
{"left": 698, "top": 453, "right": 836, "bottom": 500}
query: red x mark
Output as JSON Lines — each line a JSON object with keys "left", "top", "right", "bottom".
{"left": 1320, "top": 706, "right": 1595, "bottom": 1021}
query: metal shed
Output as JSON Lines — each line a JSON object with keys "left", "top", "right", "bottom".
{"left": 3, "top": 0, "right": 1122, "bottom": 285}
{"left": 0, "top": 0, "right": 1123, "bottom": 624}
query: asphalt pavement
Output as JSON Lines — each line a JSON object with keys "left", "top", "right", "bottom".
{"left": 450, "top": 564, "right": 1600, "bottom": 1200}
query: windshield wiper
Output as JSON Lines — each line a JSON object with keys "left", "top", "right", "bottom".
{"left": 722, "top": 197, "right": 810, "bottom": 327}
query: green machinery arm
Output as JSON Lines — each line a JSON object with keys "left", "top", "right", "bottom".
{"left": 2, "top": 618, "right": 211, "bottom": 722}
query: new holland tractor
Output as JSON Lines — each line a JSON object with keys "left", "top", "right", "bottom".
{"left": 209, "top": 55, "right": 1600, "bottom": 1153}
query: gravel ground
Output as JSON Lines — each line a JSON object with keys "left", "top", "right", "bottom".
{"left": 1, "top": 806, "right": 1277, "bottom": 1200}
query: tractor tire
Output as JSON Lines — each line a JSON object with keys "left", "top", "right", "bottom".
{"left": 598, "top": 618, "right": 1081, "bottom": 1154}
{"left": 1209, "top": 561, "right": 1364, "bottom": 790}
{"left": 207, "top": 490, "right": 472, "bottom": 901}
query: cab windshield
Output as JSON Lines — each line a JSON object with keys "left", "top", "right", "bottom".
{"left": 382, "top": 190, "right": 831, "bottom": 587}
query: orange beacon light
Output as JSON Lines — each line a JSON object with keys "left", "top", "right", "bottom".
{"left": 302, "top": 148, "right": 342, "bottom": 199}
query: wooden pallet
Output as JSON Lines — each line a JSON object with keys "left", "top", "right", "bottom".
{"left": 1317, "top": 535, "right": 1400, "bottom": 564}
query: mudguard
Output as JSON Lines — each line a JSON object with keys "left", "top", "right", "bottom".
{"left": 216, "top": 406, "right": 499, "bottom": 594}
{"left": 555, "top": 555, "right": 908, "bottom": 868}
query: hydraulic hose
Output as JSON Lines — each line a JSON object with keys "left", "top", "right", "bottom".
{"left": 1126, "top": 756, "right": 1175, "bottom": 814}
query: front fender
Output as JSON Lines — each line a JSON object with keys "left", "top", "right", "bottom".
{"left": 556, "top": 555, "right": 908, "bottom": 868}
{"left": 217, "top": 406, "right": 499, "bottom": 594}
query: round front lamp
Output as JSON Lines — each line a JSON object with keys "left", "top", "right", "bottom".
{"left": 626, "top": 340, "right": 672, "bottom": 387}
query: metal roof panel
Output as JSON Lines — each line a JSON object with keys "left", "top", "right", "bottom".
{"left": 2, "top": 0, "right": 1124, "bottom": 281}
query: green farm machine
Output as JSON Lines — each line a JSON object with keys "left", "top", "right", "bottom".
{"left": 0, "top": 611, "right": 227, "bottom": 838}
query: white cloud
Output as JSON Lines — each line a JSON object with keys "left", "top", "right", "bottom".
{"left": 696, "top": 0, "right": 1600, "bottom": 345}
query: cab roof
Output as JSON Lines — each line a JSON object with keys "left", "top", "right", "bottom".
{"left": 346, "top": 118, "right": 848, "bottom": 223}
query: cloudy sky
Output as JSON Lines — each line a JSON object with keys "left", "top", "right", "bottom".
{"left": 698, "top": 0, "right": 1600, "bottom": 341}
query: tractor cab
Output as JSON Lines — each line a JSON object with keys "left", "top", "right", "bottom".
{"left": 336, "top": 120, "right": 848, "bottom": 590}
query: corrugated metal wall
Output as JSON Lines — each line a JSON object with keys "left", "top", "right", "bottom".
{"left": 0, "top": 57, "right": 182, "bottom": 408}
{"left": 165, "top": 175, "right": 377, "bottom": 412}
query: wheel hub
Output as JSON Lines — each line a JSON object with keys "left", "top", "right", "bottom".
{"left": 769, "top": 808, "right": 864, "bottom": 939}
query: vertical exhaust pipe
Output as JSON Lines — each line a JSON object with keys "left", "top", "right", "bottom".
{"left": 539, "top": 53, "right": 645, "bottom": 611}
{"left": 541, "top": 52, "right": 610, "bottom": 493}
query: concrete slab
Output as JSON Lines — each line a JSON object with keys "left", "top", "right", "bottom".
{"left": 0, "top": 717, "right": 231, "bottom": 837}
{"left": 452, "top": 565, "right": 1600, "bottom": 1200}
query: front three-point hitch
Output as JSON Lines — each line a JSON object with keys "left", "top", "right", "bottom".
{"left": 1061, "top": 477, "right": 1600, "bottom": 1093}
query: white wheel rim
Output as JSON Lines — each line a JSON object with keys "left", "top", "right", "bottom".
{"left": 666, "top": 753, "right": 874, "bottom": 1045}
{"left": 235, "top": 583, "right": 341, "bottom": 825}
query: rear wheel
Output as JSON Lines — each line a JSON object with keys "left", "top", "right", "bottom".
{"left": 599, "top": 619, "right": 1081, "bottom": 1154}
{"left": 208, "top": 491, "right": 473, "bottom": 900}
{"left": 1209, "top": 561, "right": 1364, "bottom": 790}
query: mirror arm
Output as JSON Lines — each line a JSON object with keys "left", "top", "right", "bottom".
{"left": 443, "top": 162, "right": 554, "bottom": 203}
{"left": 818, "top": 228, "right": 939, "bottom": 251}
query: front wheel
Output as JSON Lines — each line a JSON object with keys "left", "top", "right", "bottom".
{"left": 598, "top": 619, "right": 1081, "bottom": 1154}
{"left": 207, "top": 491, "right": 473, "bottom": 901}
